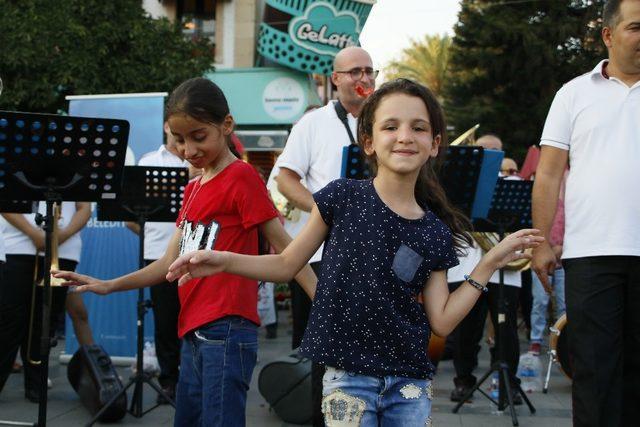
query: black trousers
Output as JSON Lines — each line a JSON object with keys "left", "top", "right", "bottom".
{"left": 563, "top": 256, "right": 640, "bottom": 427}
{"left": 288, "top": 261, "right": 324, "bottom": 427}
{"left": 146, "top": 259, "right": 181, "bottom": 389}
{"left": 0, "top": 255, "right": 74, "bottom": 395}
{"left": 449, "top": 280, "right": 521, "bottom": 385}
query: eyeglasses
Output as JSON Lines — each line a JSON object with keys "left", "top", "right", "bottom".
{"left": 500, "top": 168, "right": 519, "bottom": 176}
{"left": 335, "top": 67, "right": 379, "bottom": 81}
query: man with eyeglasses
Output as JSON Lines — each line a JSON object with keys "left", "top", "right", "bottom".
{"left": 274, "top": 46, "right": 376, "bottom": 427}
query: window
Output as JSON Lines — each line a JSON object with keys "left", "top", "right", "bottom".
{"left": 177, "top": 0, "right": 216, "bottom": 44}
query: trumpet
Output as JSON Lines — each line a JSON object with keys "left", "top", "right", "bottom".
{"left": 27, "top": 202, "right": 63, "bottom": 365}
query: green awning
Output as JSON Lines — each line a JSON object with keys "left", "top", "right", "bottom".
{"left": 205, "top": 67, "right": 321, "bottom": 127}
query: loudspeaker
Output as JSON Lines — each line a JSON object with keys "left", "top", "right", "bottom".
{"left": 258, "top": 352, "right": 312, "bottom": 425}
{"left": 67, "top": 344, "right": 127, "bottom": 422}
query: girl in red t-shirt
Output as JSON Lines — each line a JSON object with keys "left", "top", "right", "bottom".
{"left": 54, "top": 78, "right": 316, "bottom": 426}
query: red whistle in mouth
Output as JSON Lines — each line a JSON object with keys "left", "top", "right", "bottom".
{"left": 355, "top": 84, "right": 374, "bottom": 98}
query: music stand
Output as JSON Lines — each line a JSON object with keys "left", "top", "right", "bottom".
{"left": 453, "top": 179, "right": 535, "bottom": 426}
{"left": 90, "top": 165, "right": 187, "bottom": 424}
{"left": 0, "top": 110, "right": 129, "bottom": 427}
{"left": 340, "top": 145, "right": 371, "bottom": 180}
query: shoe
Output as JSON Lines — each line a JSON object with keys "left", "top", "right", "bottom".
{"left": 450, "top": 378, "right": 475, "bottom": 402}
{"left": 156, "top": 385, "right": 176, "bottom": 405}
{"left": 25, "top": 388, "right": 40, "bottom": 403}
{"left": 47, "top": 378, "right": 53, "bottom": 389}
{"left": 529, "top": 342, "right": 541, "bottom": 356}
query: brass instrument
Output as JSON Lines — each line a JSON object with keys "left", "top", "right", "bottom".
{"left": 450, "top": 124, "right": 480, "bottom": 146}
{"left": 472, "top": 231, "right": 532, "bottom": 271}
{"left": 451, "top": 125, "right": 531, "bottom": 271}
{"left": 27, "top": 202, "right": 63, "bottom": 365}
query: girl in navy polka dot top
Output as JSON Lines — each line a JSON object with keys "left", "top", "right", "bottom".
{"left": 168, "top": 79, "right": 543, "bottom": 426}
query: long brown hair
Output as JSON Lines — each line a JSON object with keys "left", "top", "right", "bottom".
{"left": 357, "top": 78, "right": 473, "bottom": 251}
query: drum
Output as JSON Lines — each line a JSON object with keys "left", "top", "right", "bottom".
{"left": 549, "top": 314, "right": 572, "bottom": 379}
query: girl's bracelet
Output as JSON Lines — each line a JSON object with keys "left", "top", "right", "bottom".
{"left": 464, "top": 274, "right": 489, "bottom": 293}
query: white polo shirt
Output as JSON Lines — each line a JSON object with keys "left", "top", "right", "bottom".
{"left": 275, "top": 101, "right": 357, "bottom": 263}
{"left": 540, "top": 60, "right": 640, "bottom": 259}
{"left": 1, "top": 202, "right": 83, "bottom": 262}
{"left": 138, "top": 145, "right": 188, "bottom": 260}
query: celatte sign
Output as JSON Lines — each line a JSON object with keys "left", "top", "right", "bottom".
{"left": 289, "top": 3, "right": 360, "bottom": 55}
{"left": 258, "top": 0, "right": 375, "bottom": 76}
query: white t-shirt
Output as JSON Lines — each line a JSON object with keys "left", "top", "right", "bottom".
{"left": 138, "top": 145, "right": 188, "bottom": 260}
{"left": 447, "top": 241, "right": 522, "bottom": 288}
{"left": 275, "top": 101, "right": 357, "bottom": 263}
{"left": 540, "top": 60, "right": 640, "bottom": 259}
{"left": 1, "top": 201, "right": 83, "bottom": 262}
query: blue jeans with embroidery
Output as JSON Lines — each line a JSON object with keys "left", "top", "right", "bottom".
{"left": 321, "top": 366, "right": 433, "bottom": 426}
{"left": 174, "top": 316, "right": 258, "bottom": 427}
{"left": 530, "top": 268, "right": 566, "bottom": 343}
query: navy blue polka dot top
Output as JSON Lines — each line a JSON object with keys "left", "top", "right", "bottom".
{"left": 299, "top": 178, "right": 459, "bottom": 379}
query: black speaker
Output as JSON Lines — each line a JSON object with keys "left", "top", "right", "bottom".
{"left": 258, "top": 352, "right": 312, "bottom": 425}
{"left": 67, "top": 345, "right": 127, "bottom": 422}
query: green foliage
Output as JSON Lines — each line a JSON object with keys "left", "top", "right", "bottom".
{"left": 444, "top": 0, "right": 605, "bottom": 160}
{"left": 385, "top": 34, "right": 452, "bottom": 99}
{"left": 0, "top": 0, "right": 214, "bottom": 113}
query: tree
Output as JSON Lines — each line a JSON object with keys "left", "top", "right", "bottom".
{"left": 385, "top": 34, "right": 452, "bottom": 99}
{"left": 444, "top": 0, "right": 605, "bottom": 159}
{"left": 0, "top": 0, "right": 214, "bottom": 113}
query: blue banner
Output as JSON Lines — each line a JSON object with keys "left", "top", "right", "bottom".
{"left": 65, "top": 93, "right": 166, "bottom": 357}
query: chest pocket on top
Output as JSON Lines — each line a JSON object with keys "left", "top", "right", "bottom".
{"left": 392, "top": 243, "right": 424, "bottom": 283}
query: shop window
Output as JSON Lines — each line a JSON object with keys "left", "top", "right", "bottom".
{"left": 177, "top": 0, "right": 216, "bottom": 44}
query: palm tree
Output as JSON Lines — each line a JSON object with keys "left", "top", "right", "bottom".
{"left": 385, "top": 34, "right": 451, "bottom": 99}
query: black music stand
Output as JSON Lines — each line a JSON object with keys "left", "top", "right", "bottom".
{"left": 453, "top": 179, "right": 535, "bottom": 426}
{"left": 0, "top": 111, "right": 129, "bottom": 427}
{"left": 341, "top": 145, "right": 371, "bottom": 180}
{"left": 440, "top": 146, "right": 485, "bottom": 218}
{"left": 91, "top": 165, "right": 187, "bottom": 424}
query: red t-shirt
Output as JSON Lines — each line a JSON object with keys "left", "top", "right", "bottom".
{"left": 174, "top": 160, "right": 278, "bottom": 337}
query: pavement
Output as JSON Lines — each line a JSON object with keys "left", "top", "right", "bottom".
{"left": 0, "top": 312, "right": 572, "bottom": 426}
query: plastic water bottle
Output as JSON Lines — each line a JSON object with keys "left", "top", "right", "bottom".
{"left": 489, "top": 372, "right": 500, "bottom": 400}
{"left": 518, "top": 352, "right": 542, "bottom": 392}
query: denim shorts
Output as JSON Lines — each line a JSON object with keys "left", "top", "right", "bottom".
{"left": 321, "top": 366, "right": 433, "bottom": 426}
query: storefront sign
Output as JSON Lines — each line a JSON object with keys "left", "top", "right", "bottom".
{"left": 289, "top": 3, "right": 360, "bottom": 56}
{"left": 262, "top": 77, "right": 305, "bottom": 121}
{"left": 258, "top": 0, "right": 375, "bottom": 76}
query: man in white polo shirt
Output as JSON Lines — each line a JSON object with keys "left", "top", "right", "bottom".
{"left": 274, "top": 46, "right": 376, "bottom": 426}
{"left": 532, "top": 1, "right": 640, "bottom": 425}
{"left": 128, "top": 122, "right": 188, "bottom": 404}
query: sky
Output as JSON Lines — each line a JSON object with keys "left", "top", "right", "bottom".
{"left": 359, "top": 0, "right": 462, "bottom": 79}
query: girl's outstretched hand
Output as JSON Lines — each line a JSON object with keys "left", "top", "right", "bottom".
{"left": 483, "top": 229, "right": 544, "bottom": 270}
{"left": 51, "top": 270, "right": 113, "bottom": 295}
{"left": 166, "top": 250, "right": 228, "bottom": 286}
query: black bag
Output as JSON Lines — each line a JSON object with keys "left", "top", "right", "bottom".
{"left": 258, "top": 352, "right": 312, "bottom": 425}
{"left": 67, "top": 344, "right": 127, "bottom": 422}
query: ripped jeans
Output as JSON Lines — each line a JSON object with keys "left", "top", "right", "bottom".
{"left": 322, "top": 366, "right": 433, "bottom": 427}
